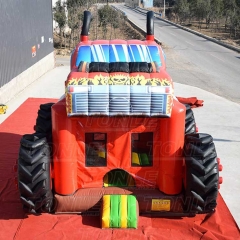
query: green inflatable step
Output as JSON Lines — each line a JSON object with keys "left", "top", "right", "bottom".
{"left": 101, "top": 194, "right": 138, "bottom": 228}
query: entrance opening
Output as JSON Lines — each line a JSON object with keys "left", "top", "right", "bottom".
{"left": 103, "top": 169, "right": 135, "bottom": 187}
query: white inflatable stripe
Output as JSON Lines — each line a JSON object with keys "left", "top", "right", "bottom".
{"left": 136, "top": 44, "right": 144, "bottom": 62}
{"left": 122, "top": 44, "right": 130, "bottom": 62}
{"left": 111, "top": 44, "right": 119, "bottom": 62}
{"left": 146, "top": 46, "right": 153, "bottom": 62}
{"left": 90, "top": 45, "right": 98, "bottom": 62}
{"left": 141, "top": 45, "right": 150, "bottom": 62}
{"left": 99, "top": 45, "right": 106, "bottom": 62}
{"left": 94, "top": 45, "right": 104, "bottom": 62}
{"left": 128, "top": 45, "right": 135, "bottom": 62}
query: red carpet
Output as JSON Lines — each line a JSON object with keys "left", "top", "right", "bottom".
{"left": 0, "top": 98, "right": 239, "bottom": 240}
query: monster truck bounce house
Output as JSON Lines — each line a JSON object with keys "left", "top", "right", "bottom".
{"left": 17, "top": 11, "right": 223, "bottom": 228}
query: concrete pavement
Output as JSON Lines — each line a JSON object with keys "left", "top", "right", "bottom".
{"left": 0, "top": 56, "right": 239, "bottom": 228}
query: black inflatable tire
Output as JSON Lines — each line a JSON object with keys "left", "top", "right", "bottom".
{"left": 34, "top": 103, "right": 54, "bottom": 133}
{"left": 184, "top": 133, "right": 219, "bottom": 213}
{"left": 34, "top": 102, "right": 54, "bottom": 154}
{"left": 185, "top": 104, "right": 196, "bottom": 135}
{"left": 18, "top": 133, "right": 53, "bottom": 213}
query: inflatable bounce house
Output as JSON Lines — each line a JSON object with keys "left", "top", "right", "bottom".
{"left": 17, "top": 11, "right": 223, "bottom": 228}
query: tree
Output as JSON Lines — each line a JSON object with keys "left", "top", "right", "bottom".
{"left": 229, "top": 5, "right": 240, "bottom": 37}
{"left": 174, "top": 0, "right": 190, "bottom": 23}
{"left": 97, "top": 5, "right": 122, "bottom": 39}
{"left": 235, "top": 0, "right": 240, "bottom": 8}
{"left": 65, "top": 0, "right": 97, "bottom": 46}
{"left": 65, "top": 0, "right": 85, "bottom": 8}
{"left": 53, "top": 0, "right": 67, "bottom": 48}
{"left": 208, "top": 0, "right": 223, "bottom": 30}
{"left": 98, "top": 5, "right": 112, "bottom": 38}
{"left": 223, "top": 0, "right": 237, "bottom": 31}
{"left": 65, "top": 0, "right": 85, "bottom": 46}
{"left": 190, "top": 0, "right": 209, "bottom": 29}
{"left": 222, "top": 0, "right": 240, "bottom": 37}
{"left": 203, "top": 0, "right": 223, "bottom": 29}
{"left": 173, "top": 0, "right": 239, "bottom": 39}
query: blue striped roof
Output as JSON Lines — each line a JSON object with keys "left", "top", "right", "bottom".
{"left": 76, "top": 42, "right": 161, "bottom": 68}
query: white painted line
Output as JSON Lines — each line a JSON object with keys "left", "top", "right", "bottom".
{"left": 209, "top": 53, "right": 225, "bottom": 63}
{"left": 169, "top": 32, "right": 176, "bottom": 37}
{"left": 185, "top": 41, "right": 194, "bottom": 46}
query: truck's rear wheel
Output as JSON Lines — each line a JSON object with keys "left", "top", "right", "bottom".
{"left": 18, "top": 133, "right": 53, "bottom": 213}
{"left": 34, "top": 103, "right": 54, "bottom": 145}
{"left": 185, "top": 104, "right": 196, "bottom": 134}
{"left": 184, "top": 133, "right": 219, "bottom": 213}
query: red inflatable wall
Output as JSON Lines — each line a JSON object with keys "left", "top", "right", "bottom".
{"left": 52, "top": 98, "right": 185, "bottom": 196}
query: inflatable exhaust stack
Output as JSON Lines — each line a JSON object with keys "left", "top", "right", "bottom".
{"left": 81, "top": 11, "right": 91, "bottom": 41}
{"left": 146, "top": 11, "right": 154, "bottom": 41}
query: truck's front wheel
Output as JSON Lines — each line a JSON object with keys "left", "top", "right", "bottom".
{"left": 18, "top": 133, "right": 53, "bottom": 213}
{"left": 184, "top": 133, "right": 219, "bottom": 213}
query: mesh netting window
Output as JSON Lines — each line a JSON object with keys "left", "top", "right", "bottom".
{"left": 85, "top": 133, "right": 107, "bottom": 167}
{"left": 131, "top": 132, "right": 153, "bottom": 166}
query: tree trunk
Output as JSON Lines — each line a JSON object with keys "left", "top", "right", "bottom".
{"left": 225, "top": 16, "right": 228, "bottom": 31}
{"left": 110, "top": 24, "right": 113, "bottom": 39}
{"left": 60, "top": 29, "right": 62, "bottom": 49}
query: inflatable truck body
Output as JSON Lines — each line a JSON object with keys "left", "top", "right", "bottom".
{"left": 17, "top": 11, "right": 222, "bottom": 228}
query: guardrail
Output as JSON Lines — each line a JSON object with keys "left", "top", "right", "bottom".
{"left": 112, "top": 5, "right": 126, "bottom": 16}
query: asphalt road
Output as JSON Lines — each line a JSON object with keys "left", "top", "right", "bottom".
{"left": 114, "top": 4, "right": 240, "bottom": 104}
